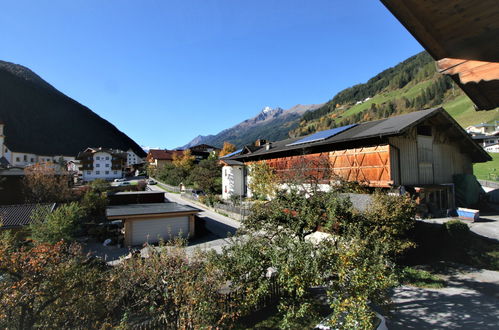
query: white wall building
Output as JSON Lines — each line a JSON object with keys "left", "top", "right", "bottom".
{"left": 221, "top": 160, "right": 247, "bottom": 200}
{"left": 126, "top": 148, "right": 143, "bottom": 166}
{"left": 485, "top": 143, "right": 499, "bottom": 153}
{"left": 77, "top": 147, "right": 126, "bottom": 182}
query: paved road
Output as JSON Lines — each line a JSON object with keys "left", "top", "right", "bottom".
{"left": 147, "top": 184, "right": 241, "bottom": 253}
{"left": 388, "top": 266, "right": 499, "bottom": 329}
{"left": 422, "top": 214, "right": 499, "bottom": 241}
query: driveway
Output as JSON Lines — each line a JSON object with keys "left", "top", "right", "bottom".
{"left": 388, "top": 265, "right": 499, "bottom": 329}
{"left": 421, "top": 213, "right": 499, "bottom": 241}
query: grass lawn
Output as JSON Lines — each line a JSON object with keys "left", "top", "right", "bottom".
{"left": 399, "top": 267, "right": 446, "bottom": 289}
{"left": 474, "top": 152, "right": 499, "bottom": 181}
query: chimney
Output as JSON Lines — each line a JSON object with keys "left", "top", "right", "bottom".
{"left": 265, "top": 142, "right": 272, "bottom": 151}
{"left": 255, "top": 139, "right": 267, "bottom": 147}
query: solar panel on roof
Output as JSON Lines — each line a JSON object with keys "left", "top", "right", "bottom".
{"left": 220, "top": 148, "right": 243, "bottom": 158}
{"left": 286, "top": 124, "right": 358, "bottom": 146}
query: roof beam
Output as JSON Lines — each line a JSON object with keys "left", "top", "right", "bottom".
{"left": 437, "top": 58, "right": 499, "bottom": 84}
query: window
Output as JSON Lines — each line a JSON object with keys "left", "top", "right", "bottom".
{"left": 16, "top": 157, "right": 20, "bottom": 162}
{"left": 23, "top": 155, "right": 27, "bottom": 161}
{"left": 96, "top": 156, "right": 100, "bottom": 160}
{"left": 96, "top": 171, "right": 100, "bottom": 175}
{"left": 105, "top": 163, "right": 110, "bottom": 167}
{"left": 105, "top": 171, "right": 109, "bottom": 175}
{"left": 106, "top": 156, "right": 109, "bottom": 160}
{"left": 114, "top": 171, "right": 117, "bottom": 174}
{"left": 96, "top": 163, "right": 100, "bottom": 167}
{"left": 417, "top": 125, "right": 432, "bottom": 136}
{"left": 31, "top": 158, "right": 34, "bottom": 162}
{"left": 87, "top": 171, "right": 91, "bottom": 175}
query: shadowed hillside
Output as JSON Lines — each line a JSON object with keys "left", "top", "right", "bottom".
{"left": 0, "top": 60, "right": 145, "bottom": 157}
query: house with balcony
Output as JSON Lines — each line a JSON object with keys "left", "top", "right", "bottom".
{"left": 76, "top": 147, "right": 127, "bottom": 182}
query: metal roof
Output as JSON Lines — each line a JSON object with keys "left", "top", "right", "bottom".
{"left": 220, "top": 148, "right": 243, "bottom": 159}
{"left": 0, "top": 203, "right": 56, "bottom": 229}
{"left": 106, "top": 202, "right": 200, "bottom": 217}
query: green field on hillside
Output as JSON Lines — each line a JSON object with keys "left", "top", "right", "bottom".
{"left": 474, "top": 153, "right": 499, "bottom": 181}
{"left": 443, "top": 95, "right": 499, "bottom": 128}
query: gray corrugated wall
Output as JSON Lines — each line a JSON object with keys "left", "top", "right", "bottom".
{"left": 390, "top": 133, "right": 474, "bottom": 186}
{"left": 389, "top": 135, "right": 419, "bottom": 185}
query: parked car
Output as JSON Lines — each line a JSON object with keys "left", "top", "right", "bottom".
{"left": 147, "top": 179, "right": 157, "bottom": 185}
{"left": 114, "top": 178, "right": 126, "bottom": 182}
{"left": 119, "top": 181, "right": 131, "bottom": 186}
{"left": 192, "top": 190, "right": 205, "bottom": 198}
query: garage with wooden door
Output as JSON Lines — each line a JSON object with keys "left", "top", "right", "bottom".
{"left": 106, "top": 203, "right": 200, "bottom": 247}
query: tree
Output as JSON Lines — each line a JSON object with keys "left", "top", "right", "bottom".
{"left": 0, "top": 240, "right": 109, "bottom": 329}
{"left": 248, "top": 162, "right": 279, "bottom": 200}
{"left": 157, "top": 162, "right": 189, "bottom": 186}
{"left": 188, "top": 158, "right": 222, "bottom": 194}
{"left": 29, "top": 202, "right": 85, "bottom": 244}
{"left": 219, "top": 142, "right": 237, "bottom": 157}
{"left": 108, "top": 242, "right": 233, "bottom": 328}
{"left": 80, "top": 189, "right": 108, "bottom": 221}
{"left": 88, "top": 178, "right": 110, "bottom": 194}
{"left": 172, "top": 149, "right": 195, "bottom": 172}
{"left": 226, "top": 189, "right": 415, "bottom": 328}
{"left": 23, "top": 162, "right": 73, "bottom": 203}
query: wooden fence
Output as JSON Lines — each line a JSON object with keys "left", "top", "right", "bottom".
{"left": 181, "top": 193, "right": 252, "bottom": 217}
{"left": 153, "top": 178, "right": 193, "bottom": 194}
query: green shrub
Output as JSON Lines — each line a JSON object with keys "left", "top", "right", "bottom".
{"left": 444, "top": 220, "right": 469, "bottom": 237}
{"left": 29, "top": 203, "right": 85, "bottom": 244}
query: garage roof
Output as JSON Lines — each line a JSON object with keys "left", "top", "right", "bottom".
{"left": 106, "top": 202, "right": 200, "bottom": 217}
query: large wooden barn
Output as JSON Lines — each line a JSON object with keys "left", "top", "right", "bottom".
{"left": 221, "top": 108, "right": 490, "bottom": 213}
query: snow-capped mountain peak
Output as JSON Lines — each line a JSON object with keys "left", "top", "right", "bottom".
{"left": 262, "top": 106, "right": 273, "bottom": 113}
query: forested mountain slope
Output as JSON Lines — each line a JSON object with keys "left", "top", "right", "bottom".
{"left": 0, "top": 60, "right": 146, "bottom": 157}
{"left": 291, "top": 52, "right": 497, "bottom": 137}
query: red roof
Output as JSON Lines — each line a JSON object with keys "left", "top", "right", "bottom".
{"left": 147, "top": 149, "right": 183, "bottom": 161}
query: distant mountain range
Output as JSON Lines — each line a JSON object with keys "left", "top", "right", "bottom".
{"left": 0, "top": 60, "right": 146, "bottom": 157}
{"left": 181, "top": 51, "right": 497, "bottom": 149}
{"left": 181, "top": 103, "right": 324, "bottom": 149}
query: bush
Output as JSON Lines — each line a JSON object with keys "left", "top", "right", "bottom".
{"left": 88, "top": 179, "right": 110, "bottom": 193}
{"left": 199, "top": 194, "right": 221, "bottom": 207}
{"left": 29, "top": 203, "right": 85, "bottom": 244}
{"left": 80, "top": 190, "right": 108, "bottom": 221}
{"left": 361, "top": 192, "right": 416, "bottom": 257}
{"left": 444, "top": 220, "right": 470, "bottom": 240}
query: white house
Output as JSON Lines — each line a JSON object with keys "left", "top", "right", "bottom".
{"left": 126, "top": 148, "right": 143, "bottom": 167}
{"left": 485, "top": 143, "right": 499, "bottom": 153}
{"left": 76, "top": 147, "right": 126, "bottom": 181}
{"left": 220, "top": 159, "right": 248, "bottom": 200}
{"left": 466, "top": 122, "right": 498, "bottom": 135}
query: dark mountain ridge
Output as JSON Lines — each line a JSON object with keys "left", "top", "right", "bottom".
{"left": 0, "top": 60, "right": 146, "bottom": 157}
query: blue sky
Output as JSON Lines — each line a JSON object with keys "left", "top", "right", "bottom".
{"left": 0, "top": 0, "right": 422, "bottom": 149}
